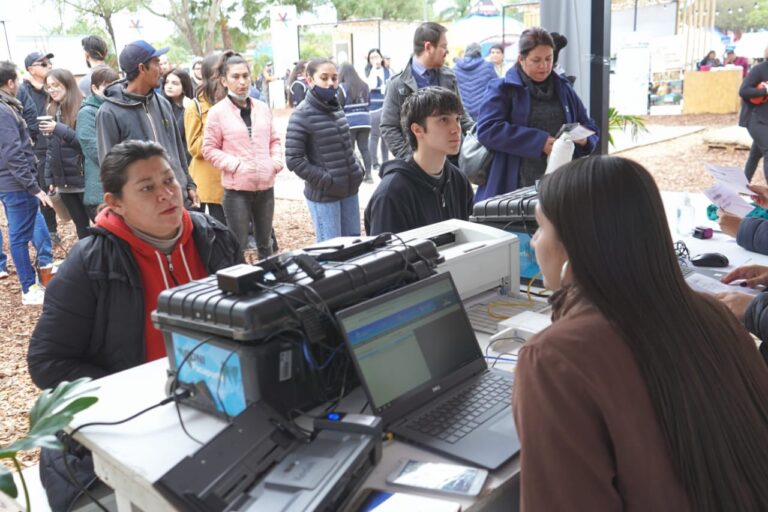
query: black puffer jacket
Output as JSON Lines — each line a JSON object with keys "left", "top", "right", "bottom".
{"left": 45, "top": 118, "right": 84, "bottom": 189}
{"left": 28, "top": 211, "right": 241, "bottom": 388}
{"left": 285, "top": 89, "right": 363, "bottom": 202}
{"left": 744, "top": 294, "right": 768, "bottom": 367}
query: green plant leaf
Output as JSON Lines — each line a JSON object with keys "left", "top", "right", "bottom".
{"left": 29, "top": 378, "right": 98, "bottom": 429}
{"left": 0, "top": 465, "right": 17, "bottom": 499}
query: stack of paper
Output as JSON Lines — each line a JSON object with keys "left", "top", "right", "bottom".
{"left": 703, "top": 163, "right": 754, "bottom": 218}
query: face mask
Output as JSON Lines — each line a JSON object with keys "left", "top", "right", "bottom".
{"left": 312, "top": 85, "right": 337, "bottom": 103}
{"left": 228, "top": 91, "right": 249, "bottom": 102}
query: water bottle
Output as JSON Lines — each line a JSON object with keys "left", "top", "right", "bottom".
{"left": 676, "top": 194, "right": 695, "bottom": 236}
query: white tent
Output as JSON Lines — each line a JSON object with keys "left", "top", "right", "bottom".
{"left": 735, "top": 32, "right": 768, "bottom": 59}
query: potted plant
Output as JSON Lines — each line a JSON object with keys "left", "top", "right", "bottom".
{"left": 608, "top": 107, "right": 648, "bottom": 147}
{"left": 0, "top": 378, "right": 97, "bottom": 511}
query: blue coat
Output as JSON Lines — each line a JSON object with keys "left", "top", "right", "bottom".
{"left": 475, "top": 66, "right": 599, "bottom": 201}
{"left": 453, "top": 56, "right": 498, "bottom": 121}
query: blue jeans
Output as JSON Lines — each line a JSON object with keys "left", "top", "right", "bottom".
{"left": 0, "top": 229, "right": 7, "bottom": 272}
{"left": 0, "top": 210, "right": 50, "bottom": 273}
{"left": 0, "top": 191, "right": 46, "bottom": 292}
{"left": 306, "top": 195, "right": 361, "bottom": 242}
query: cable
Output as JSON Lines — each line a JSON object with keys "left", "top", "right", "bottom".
{"left": 168, "top": 335, "right": 215, "bottom": 445}
{"left": 59, "top": 388, "right": 192, "bottom": 512}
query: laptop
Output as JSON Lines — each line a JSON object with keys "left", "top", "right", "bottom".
{"left": 336, "top": 273, "right": 520, "bottom": 470}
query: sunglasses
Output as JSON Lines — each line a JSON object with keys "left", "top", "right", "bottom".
{"left": 32, "top": 61, "right": 52, "bottom": 68}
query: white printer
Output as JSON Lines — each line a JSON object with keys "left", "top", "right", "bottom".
{"left": 398, "top": 219, "right": 520, "bottom": 299}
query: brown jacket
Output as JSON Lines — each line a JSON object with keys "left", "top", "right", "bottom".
{"left": 185, "top": 97, "right": 224, "bottom": 204}
{"left": 513, "top": 293, "right": 690, "bottom": 511}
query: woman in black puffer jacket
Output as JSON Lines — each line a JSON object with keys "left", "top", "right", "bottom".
{"left": 286, "top": 58, "right": 363, "bottom": 242}
{"left": 40, "top": 68, "right": 90, "bottom": 238}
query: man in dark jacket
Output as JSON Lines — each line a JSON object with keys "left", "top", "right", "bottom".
{"left": 0, "top": 61, "right": 54, "bottom": 305}
{"left": 96, "top": 40, "right": 199, "bottom": 208}
{"left": 365, "top": 87, "right": 473, "bottom": 235}
{"left": 453, "top": 42, "right": 498, "bottom": 120}
{"left": 380, "top": 22, "right": 474, "bottom": 160}
{"left": 20, "top": 51, "right": 58, "bottom": 238}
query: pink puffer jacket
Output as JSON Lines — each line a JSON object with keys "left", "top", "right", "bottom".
{"left": 202, "top": 97, "right": 283, "bottom": 192}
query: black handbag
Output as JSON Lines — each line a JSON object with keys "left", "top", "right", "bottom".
{"left": 458, "top": 124, "right": 493, "bottom": 186}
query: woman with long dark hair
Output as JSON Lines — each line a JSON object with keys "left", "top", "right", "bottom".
{"left": 338, "top": 63, "right": 372, "bottom": 182}
{"left": 285, "top": 58, "right": 363, "bottom": 242}
{"left": 287, "top": 60, "right": 307, "bottom": 107}
{"left": 185, "top": 53, "right": 226, "bottom": 224}
{"left": 38, "top": 68, "right": 90, "bottom": 238}
{"left": 365, "top": 48, "right": 390, "bottom": 170}
{"left": 162, "top": 68, "right": 194, "bottom": 164}
{"left": 515, "top": 154, "right": 768, "bottom": 510}
{"left": 202, "top": 50, "right": 283, "bottom": 259}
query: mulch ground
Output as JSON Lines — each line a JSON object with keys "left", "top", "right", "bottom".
{"left": 0, "top": 112, "right": 757, "bottom": 469}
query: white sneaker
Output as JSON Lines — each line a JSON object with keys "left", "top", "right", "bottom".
{"left": 21, "top": 284, "right": 45, "bottom": 305}
{"left": 0, "top": 270, "right": 8, "bottom": 279}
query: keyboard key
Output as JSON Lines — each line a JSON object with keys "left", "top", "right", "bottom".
{"left": 446, "top": 435, "right": 460, "bottom": 444}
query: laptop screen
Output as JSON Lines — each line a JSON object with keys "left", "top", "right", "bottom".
{"left": 337, "top": 273, "right": 483, "bottom": 412}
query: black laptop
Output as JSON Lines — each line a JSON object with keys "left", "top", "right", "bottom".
{"left": 336, "top": 273, "right": 520, "bottom": 470}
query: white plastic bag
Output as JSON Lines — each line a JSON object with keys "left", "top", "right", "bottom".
{"left": 545, "top": 136, "right": 575, "bottom": 174}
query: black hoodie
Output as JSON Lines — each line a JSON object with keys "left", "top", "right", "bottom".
{"left": 364, "top": 158, "right": 474, "bottom": 235}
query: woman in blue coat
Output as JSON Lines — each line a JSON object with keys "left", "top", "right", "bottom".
{"left": 475, "top": 27, "right": 598, "bottom": 201}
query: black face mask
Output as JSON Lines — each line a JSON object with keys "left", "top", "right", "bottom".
{"left": 312, "top": 85, "right": 337, "bottom": 103}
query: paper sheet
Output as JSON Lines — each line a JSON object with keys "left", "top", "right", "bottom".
{"left": 685, "top": 272, "right": 761, "bottom": 296}
{"left": 703, "top": 183, "right": 754, "bottom": 218}
{"left": 704, "top": 163, "right": 752, "bottom": 195}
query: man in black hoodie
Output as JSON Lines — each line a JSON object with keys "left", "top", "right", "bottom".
{"left": 365, "top": 86, "right": 474, "bottom": 235}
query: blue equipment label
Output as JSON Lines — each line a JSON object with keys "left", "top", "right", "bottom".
{"left": 172, "top": 333, "right": 247, "bottom": 416}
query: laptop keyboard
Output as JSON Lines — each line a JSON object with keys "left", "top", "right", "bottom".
{"left": 405, "top": 372, "right": 512, "bottom": 444}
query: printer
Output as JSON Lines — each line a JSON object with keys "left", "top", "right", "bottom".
{"left": 397, "top": 219, "right": 520, "bottom": 298}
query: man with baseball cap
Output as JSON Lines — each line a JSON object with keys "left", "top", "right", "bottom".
{"left": 20, "top": 51, "right": 59, "bottom": 240}
{"left": 96, "top": 40, "right": 198, "bottom": 208}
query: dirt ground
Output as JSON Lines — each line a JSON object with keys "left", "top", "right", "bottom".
{"left": 0, "top": 112, "right": 757, "bottom": 468}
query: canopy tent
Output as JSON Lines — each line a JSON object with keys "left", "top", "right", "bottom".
{"left": 448, "top": 14, "right": 526, "bottom": 54}
{"left": 734, "top": 32, "right": 768, "bottom": 59}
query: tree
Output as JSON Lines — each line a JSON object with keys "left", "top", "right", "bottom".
{"left": 50, "top": 0, "right": 136, "bottom": 56}
{"left": 331, "top": 0, "right": 423, "bottom": 20}
{"left": 142, "top": 0, "right": 316, "bottom": 57}
{"left": 437, "top": 0, "right": 472, "bottom": 22}
{"left": 714, "top": 0, "right": 767, "bottom": 32}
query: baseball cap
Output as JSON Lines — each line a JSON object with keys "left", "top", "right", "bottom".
{"left": 24, "top": 52, "right": 54, "bottom": 69}
{"left": 119, "top": 40, "right": 169, "bottom": 73}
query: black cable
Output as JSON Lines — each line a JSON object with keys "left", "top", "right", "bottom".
{"left": 59, "top": 390, "right": 191, "bottom": 512}
{"left": 358, "top": 400, "right": 369, "bottom": 414}
{"left": 61, "top": 457, "right": 106, "bottom": 512}
{"left": 168, "top": 336, "right": 215, "bottom": 445}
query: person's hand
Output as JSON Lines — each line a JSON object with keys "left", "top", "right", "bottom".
{"left": 39, "top": 120, "right": 55, "bottom": 135}
{"left": 187, "top": 189, "right": 201, "bottom": 209}
{"left": 721, "top": 264, "right": 768, "bottom": 287}
{"left": 717, "top": 209, "right": 742, "bottom": 237}
{"left": 35, "top": 190, "right": 53, "bottom": 209}
{"left": 272, "top": 160, "right": 282, "bottom": 172}
{"left": 573, "top": 138, "right": 588, "bottom": 146}
{"left": 748, "top": 184, "right": 768, "bottom": 208}
{"left": 714, "top": 291, "right": 754, "bottom": 321}
{"left": 543, "top": 136, "right": 555, "bottom": 155}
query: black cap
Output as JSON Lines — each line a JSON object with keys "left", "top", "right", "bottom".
{"left": 119, "top": 40, "right": 169, "bottom": 74}
{"left": 24, "top": 52, "right": 54, "bottom": 69}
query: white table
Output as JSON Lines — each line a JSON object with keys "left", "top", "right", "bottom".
{"left": 70, "top": 327, "right": 521, "bottom": 512}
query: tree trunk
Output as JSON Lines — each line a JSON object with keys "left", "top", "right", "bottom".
{"left": 102, "top": 14, "right": 119, "bottom": 58}
{"left": 204, "top": 0, "right": 224, "bottom": 54}
{"left": 219, "top": 13, "right": 232, "bottom": 51}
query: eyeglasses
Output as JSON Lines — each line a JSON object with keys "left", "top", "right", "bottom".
{"left": 32, "top": 61, "right": 52, "bottom": 68}
{"left": 45, "top": 82, "right": 63, "bottom": 92}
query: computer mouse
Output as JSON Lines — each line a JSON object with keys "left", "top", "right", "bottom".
{"left": 690, "top": 252, "right": 729, "bottom": 268}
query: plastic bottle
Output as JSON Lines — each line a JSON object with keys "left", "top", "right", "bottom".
{"left": 545, "top": 136, "right": 575, "bottom": 174}
{"left": 676, "top": 194, "right": 695, "bottom": 236}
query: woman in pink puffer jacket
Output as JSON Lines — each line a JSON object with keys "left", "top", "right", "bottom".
{"left": 203, "top": 50, "right": 283, "bottom": 260}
